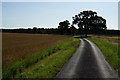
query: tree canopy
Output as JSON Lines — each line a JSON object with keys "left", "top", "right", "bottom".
{"left": 72, "top": 10, "right": 107, "bottom": 37}
{"left": 58, "top": 20, "right": 70, "bottom": 35}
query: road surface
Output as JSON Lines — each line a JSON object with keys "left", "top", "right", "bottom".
{"left": 55, "top": 38, "right": 119, "bottom": 79}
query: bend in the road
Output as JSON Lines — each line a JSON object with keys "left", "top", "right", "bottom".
{"left": 55, "top": 38, "right": 119, "bottom": 78}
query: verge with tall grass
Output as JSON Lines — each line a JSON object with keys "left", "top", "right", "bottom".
{"left": 87, "top": 37, "right": 119, "bottom": 75}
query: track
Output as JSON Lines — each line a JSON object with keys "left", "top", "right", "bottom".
{"left": 55, "top": 38, "right": 119, "bottom": 79}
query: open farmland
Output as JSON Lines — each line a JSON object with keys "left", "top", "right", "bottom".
{"left": 2, "top": 33, "right": 70, "bottom": 67}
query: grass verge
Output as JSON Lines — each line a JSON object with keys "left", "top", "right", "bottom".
{"left": 87, "top": 37, "right": 119, "bottom": 75}
{"left": 3, "top": 38, "right": 80, "bottom": 78}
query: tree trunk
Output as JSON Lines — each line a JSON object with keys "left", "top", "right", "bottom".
{"left": 85, "top": 28, "right": 88, "bottom": 37}
{"left": 85, "top": 33, "right": 87, "bottom": 37}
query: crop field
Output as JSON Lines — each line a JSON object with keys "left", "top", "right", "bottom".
{"left": 2, "top": 33, "right": 70, "bottom": 67}
{"left": 2, "top": 33, "right": 79, "bottom": 78}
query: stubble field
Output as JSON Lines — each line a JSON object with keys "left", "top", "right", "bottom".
{"left": 2, "top": 33, "right": 69, "bottom": 67}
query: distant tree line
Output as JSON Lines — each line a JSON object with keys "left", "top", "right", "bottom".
{"left": 2, "top": 28, "right": 120, "bottom": 36}
{"left": 2, "top": 28, "right": 59, "bottom": 34}
{"left": 2, "top": 10, "right": 120, "bottom": 36}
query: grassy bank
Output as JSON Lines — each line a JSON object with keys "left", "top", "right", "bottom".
{"left": 87, "top": 37, "right": 119, "bottom": 75}
{"left": 3, "top": 38, "right": 80, "bottom": 78}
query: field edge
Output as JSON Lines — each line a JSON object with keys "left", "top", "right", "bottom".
{"left": 3, "top": 38, "right": 80, "bottom": 78}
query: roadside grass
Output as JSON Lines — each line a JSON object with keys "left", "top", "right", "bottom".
{"left": 15, "top": 38, "right": 80, "bottom": 78}
{"left": 3, "top": 38, "right": 80, "bottom": 78}
{"left": 87, "top": 37, "right": 119, "bottom": 75}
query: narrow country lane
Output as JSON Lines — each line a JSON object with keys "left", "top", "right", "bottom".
{"left": 55, "top": 38, "right": 119, "bottom": 79}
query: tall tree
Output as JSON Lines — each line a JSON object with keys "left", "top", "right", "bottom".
{"left": 69, "top": 25, "right": 76, "bottom": 36}
{"left": 58, "top": 20, "right": 70, "bottom": 35}
{"left": 33, "top": 27, "right": 37, "bottom": 34}
{"left": 72, "top": 10, "right": 107, "bottom": 37}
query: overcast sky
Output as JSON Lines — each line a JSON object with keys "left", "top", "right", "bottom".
{"left": 1, "top": 2, "right": 118, "bottom": 30}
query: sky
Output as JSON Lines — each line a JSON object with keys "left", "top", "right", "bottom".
{"left": 1, "top": 0, "right": 119, "bottom": 2}
{"left": 1, "top": 2, "right": 118, "bottom": 30}
{"left": 118, "top": 1, "right": 120, "bottom": 30}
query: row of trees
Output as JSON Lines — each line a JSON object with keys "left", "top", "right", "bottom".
{"left": 58, "top": 10, "right": 107, "bottom": 37}
{"left": 3, "top": 10, "right": 107, "bottom": 36}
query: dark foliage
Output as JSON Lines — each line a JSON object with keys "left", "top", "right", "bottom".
{"left": 2, "top": 10, "right": 119, "bottom": 36}
{"left": 2, "top": 29, "right": 119, "bottom": 36}
{"left": 58, "top": 20, "right": 70, "bottom": 35}
{"left": 72, "top": 10, "right": 107, "bottom": 37}
{"left": 2, "top": 28, "right": 59, "bottom": 34}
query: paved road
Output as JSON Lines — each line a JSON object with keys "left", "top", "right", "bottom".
{"left": 55, "top": 38, "right": 119, "bottom": 79}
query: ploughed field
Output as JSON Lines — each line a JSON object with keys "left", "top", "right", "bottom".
{"left": 3, "top": 33, "right": 69, "bottom": 67}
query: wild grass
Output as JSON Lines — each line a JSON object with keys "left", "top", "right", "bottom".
{"left": 87, "top": 37, "right": 119, "bottom": 75}
{"left": 14, "top": 38, "right": 80, "bottom": 78}
{"left": 3, "top": 38, "right": 80, "bottom": 78}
